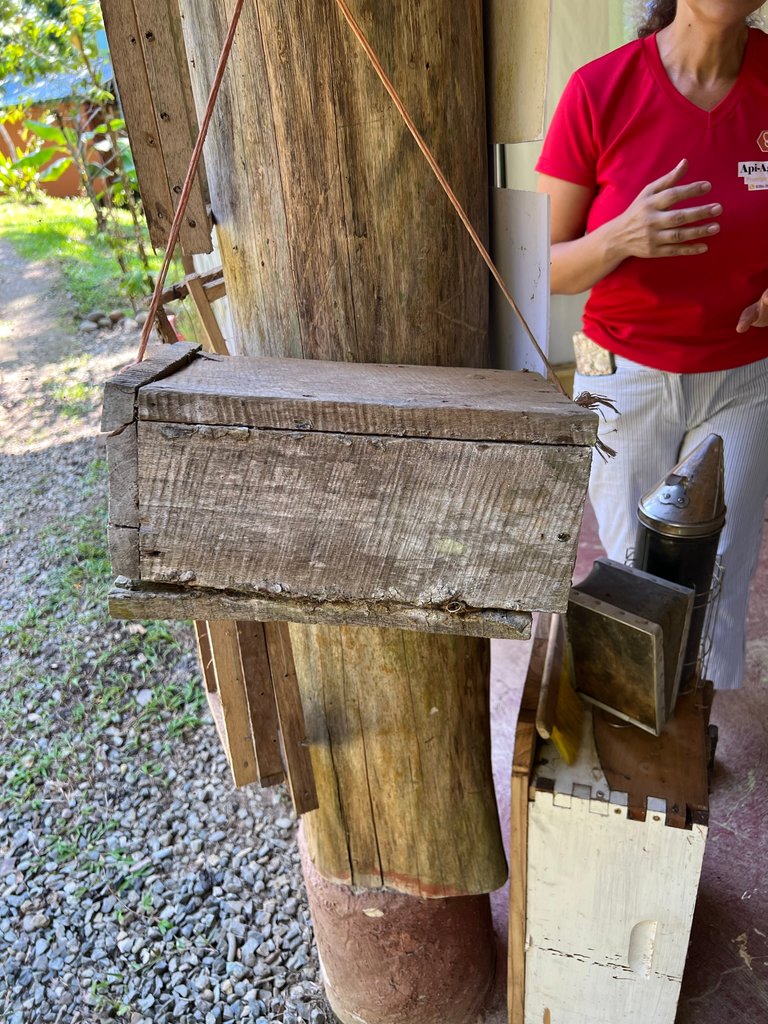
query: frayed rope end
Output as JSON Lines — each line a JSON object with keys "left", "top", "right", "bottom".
{"left": 574, "top": 391, "right": 619, "bottom": 461}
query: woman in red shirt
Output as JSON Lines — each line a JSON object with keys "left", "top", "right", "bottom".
{"left": 538, "top": 0, "right": 768, "bottom": 690}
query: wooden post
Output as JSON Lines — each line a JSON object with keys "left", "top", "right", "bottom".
{"left": 178, "top": 1, "right": 501, "bottom": 1019}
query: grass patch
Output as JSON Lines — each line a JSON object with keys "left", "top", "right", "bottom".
{"left": 0, "top": 455, "right": 205, "bottom": 849}
{"left": 0, "top": 196, "right": 182, "bottom": 320}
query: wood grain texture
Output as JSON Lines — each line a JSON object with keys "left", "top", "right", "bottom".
{"left": 139, "top": 357, "right": 597, "bottom": 445}
{"left": 132, "top": 0, "right": 211, "bottom": 253}
{"left": 107, "top": 423, "right": 139, "bottom": 529}
{"left": 99, "top": 0, "right": 174, "bottom": 247}
{"left": 108, "top": 525, "right": 140, "bottom": 580}
{"left": 136, "top": 423, "right": 591, "bottom": 614}
{"left": 194, "top": 620, "right": 217, "bottom": 693}
{"left": 179, "top": 0, "right": 487, "bottom": 366}
{"left": 293, "top": 624, "right": 507, "bottom": 896}
{"left": 264, "top": 622, "right": 318, "bottom": 814}
{"left": 235, "top": 621, "right": 285, "bottom": 786}
{"left": 593, "top": 684, "right": 713, "bottom": 829}
{"left": 206, "top": 619, "right": 259, "bottom": 787}
{"left": 161, "top": 266, "right": 225, "bottom": 305}
{"left": 108, "top": 582, "right": 532, "bottom": 640}
{"left": 101, "top": 342, "right": 201, "bottom": 432}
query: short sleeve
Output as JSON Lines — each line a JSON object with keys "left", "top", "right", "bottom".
{"left": 535, "top": 72, "right": 598, "bottom": 189}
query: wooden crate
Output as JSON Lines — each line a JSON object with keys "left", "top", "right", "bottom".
{"left": 104, "top": 343, "right": 597, "bottom": 638}
{"left": 510, "top": 616, "right": 712, "bottom": 1024}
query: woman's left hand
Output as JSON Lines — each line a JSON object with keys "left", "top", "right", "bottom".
{"left": 737, "top": 289, "right": 768, "bottom": 333}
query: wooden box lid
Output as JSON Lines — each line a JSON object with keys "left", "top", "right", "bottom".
{"left": 135, "top": 353, "right": 598, "bottom": 446}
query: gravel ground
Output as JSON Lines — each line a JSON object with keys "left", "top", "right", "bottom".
{"left": 0, "top": 240, "right": 331, "bottom": 1023}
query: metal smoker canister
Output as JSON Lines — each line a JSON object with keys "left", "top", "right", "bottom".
{"left": 633, "top": 433, "right": 726, "bottom": 685}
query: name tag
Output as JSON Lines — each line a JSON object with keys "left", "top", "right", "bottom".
{"left": 739, "top": 161, "right": 768, "bottom": 190}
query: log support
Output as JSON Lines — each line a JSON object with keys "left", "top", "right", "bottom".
{"left": 176, "top": 0, "right": 502, "bottom": 1017}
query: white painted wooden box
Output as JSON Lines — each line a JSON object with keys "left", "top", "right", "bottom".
{"left": 510, "top": 617, "right": 712, "bottom": 1024}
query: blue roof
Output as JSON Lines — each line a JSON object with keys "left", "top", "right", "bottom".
{"left": 0, "top": 47, "right": 113, "bottom": 110}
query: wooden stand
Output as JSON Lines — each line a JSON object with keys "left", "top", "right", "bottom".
{"left": 510, "top": 617, "right": 712, "bottom": 1024}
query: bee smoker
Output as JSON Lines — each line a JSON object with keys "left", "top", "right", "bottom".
{"left": 633, "top": 434, "right": 726, "bottom": 686}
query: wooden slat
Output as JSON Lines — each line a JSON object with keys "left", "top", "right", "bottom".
{"left": 593, "top": 684, "right": 713, "bottom": 828}
{"left": 508, "top": 614, "right": 547, "bottom": 1024}
{"left": 108, "top": 582, "right": 532, "bottom": 641}
{"left": 236, "top": 621, "right": 285, "bottom": 786}
{"left": 160, "top": 266, "right": 225, "bottom": 305}
{"left": 139, "top": 359, "right": 598, "bottom": 446}
{"left": 264, "top": 622, "right": 318, "bottom": 815}
{"left": 101, "top": 342, "right": 201, "bottom": 432}
{"left": 205, "top": 619, "right": 259, "bottom": 787}
{"left": 136, "top": 423, "right": 591, "bottom": 615}
{"left": 181, "top": 253, "right": 228, "bottom": 355}
{"left": 132, "top": 0, "right": 211, "bottom": 253}
{"left": 99, "top": 0, "right": 174, "bottom": 248}
{"left": 194, "top": 620, "right": 217, "bottom": 693}
{"left": 106, "top": 423, "right": 139, "bottom": 528}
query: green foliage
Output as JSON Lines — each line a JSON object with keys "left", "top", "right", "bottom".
{"left": 0, "top": 1, "right": 104, "bottom": 92}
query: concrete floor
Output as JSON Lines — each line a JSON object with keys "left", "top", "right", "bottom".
{"left": 486, "top": 501, "right": 768, "bottom": 1022}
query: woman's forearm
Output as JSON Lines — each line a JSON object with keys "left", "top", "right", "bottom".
{"left": 549, "top": 219, "right": 627, "bottom": 295}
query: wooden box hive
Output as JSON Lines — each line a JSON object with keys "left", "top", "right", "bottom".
{"left": 103, "top": 343, "right": 597, "bottom": 637}
{"left": 510, "top": 616, "right": 711, "bottom": 1024}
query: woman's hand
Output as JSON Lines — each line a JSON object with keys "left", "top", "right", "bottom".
{"left": 736, "top": 289, "right": 768, "bottom": 333}
{"left": 540, "top": 159, "right": 722, "bottom": 295}
{"left": 613, "top": 159, "right": 722, "bottom": 259}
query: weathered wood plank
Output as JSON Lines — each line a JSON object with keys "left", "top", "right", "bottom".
{"left": 107, "top": 423, "right": 139, "bottom": 528}
{"left": 235, "top": 621, "right": 285, "bottom": 786}
{"left": 101, "top": 342, "right": 201, "bottom": 432}
{"left": 181, "top": 254, "right": 228, "bottom": 355}
{"left": 109, "top": 525, "right": 140, "bottom": 580}
{"left": 132, "top": 0, "right": 212, "bottom": 253}
{"left": 99, "top": 0, "right": 174, "bottom": 248}
{"left": 160, "top": 266, "right": 225, "bottom": 305}
{"left": 139, "top": 358, "right": 597, "bottom": 446}
{"left": 264, "top": 622, "right": 318, "bottom": 815}
{"left": 108, "top": 582, "right": 532, "bottom": 641}
{"left": 205, "top": 619, "right": 258, "bottom": 787}
{"left": 136, "top": 423, "right": 591, "bottom": 614}
{"left": 194, "top": 620, "right": 217, "bottom": 693}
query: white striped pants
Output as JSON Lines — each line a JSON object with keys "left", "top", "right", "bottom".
{"left": 574, "top": 354, "right": 768, "bottom": 690}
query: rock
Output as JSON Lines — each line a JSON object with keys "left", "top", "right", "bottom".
{"left": 97, "top": 317, "right": 112, "bottom": 328}
{"left": 79, "top": 320, "right": 99, "bottom": 333}
{"left": 108, "top": 310, "right": 125, "bottom": 323}
{"left": 87, "top": 310, "right": 107, "bottom": 322}
{"left": 122, "top": 317, "right": 140, "bottom": 331}
{"left": 135, "top": 310, "right": 149, "bottom": 325}
{"left": 23, "top": 912, "right": 50, "bottom": 932}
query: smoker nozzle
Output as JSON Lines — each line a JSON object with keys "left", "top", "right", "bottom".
{"left": 636, "top": 433, "right": 726, "bottom": 540}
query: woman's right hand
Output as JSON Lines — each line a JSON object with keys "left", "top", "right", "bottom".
{"left": 612, "top": 158, "right": 722, "bottom": 260}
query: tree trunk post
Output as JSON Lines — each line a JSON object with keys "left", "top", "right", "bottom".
{"left": 179, "top": 1, "right": 504, "bottom": 1019}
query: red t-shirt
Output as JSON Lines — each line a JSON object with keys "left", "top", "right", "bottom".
{"left": 536, "top": 29, "right": 768, "bottom": 372}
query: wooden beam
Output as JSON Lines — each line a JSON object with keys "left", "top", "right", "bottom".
{"left": 160, "top": 266, "right": 226, "bottom": 305}
{"left": 236, "top": 621, "right": 285, "bottom": 786}
{"left": 99, "top": 0, "right": 174, "bottom": 247}
{"left": 108, "top": 581, "right": 533, "bottom": 642}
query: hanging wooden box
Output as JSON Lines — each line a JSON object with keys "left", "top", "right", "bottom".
{"left": 103, "top": 343, "right": 597, "bottom": 638}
